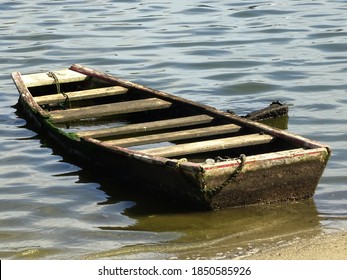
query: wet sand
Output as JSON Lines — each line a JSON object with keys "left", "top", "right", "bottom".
{"left": 242, "top": 230, "right": 347, "bottom": 260}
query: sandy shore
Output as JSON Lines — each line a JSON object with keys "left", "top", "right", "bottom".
{"left": 242, "top": 230, "right": 347, "bottom": 260}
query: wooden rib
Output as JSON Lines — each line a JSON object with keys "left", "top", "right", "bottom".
{"left": 105, "top": 124, "right": 241, "bottom": 147}
{"left": 49, "top": 98, "right": 172, "bottom": 123}
{"left": 33, "top": 86, "right": 128, "bottom": 105}
{"left": 77, "top": 114, "right": 214, "bottom": 138}
{"left": 22, "top": 69, "right": 88, "bottom": 87}
{"left": 141, "top": 133, "right": 275, "bottom": 158}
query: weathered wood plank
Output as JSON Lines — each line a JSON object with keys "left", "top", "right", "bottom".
{"left": 77, "top": 114, "right": 214, "bottom": 138}
{"left": 141, "top": 133, "right": 275, "bottom": 158}
{"left": 49, "top": 98, "right": 172, "bottom": 123}
{"left": 105, "top": 124, "right": 241, "bottom": 147}
{"left": 34, "top": 86, "right": 128, "bottom": 105}
{"left": 11, "top": 72, "right": 50, "bottom": 118}
{"left": 22, "top": 69, "right": 88, "bottom": 87}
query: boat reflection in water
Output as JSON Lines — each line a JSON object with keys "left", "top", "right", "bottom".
{"left": 94, "top": 172, "right": 321, "bottom": 259}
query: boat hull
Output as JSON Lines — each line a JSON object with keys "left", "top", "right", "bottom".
{"left": 202, "top": 149, "right": 329, "bottom": 209}
{"left": 12, "top": 65, "right": 331, "bottom": 210}
{"left": 16, "top": 94, "right": 329, "bottom": 210}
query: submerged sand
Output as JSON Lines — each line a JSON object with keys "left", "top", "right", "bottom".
{"left": 242, "top": 230, "right": 347, "bottom": 260}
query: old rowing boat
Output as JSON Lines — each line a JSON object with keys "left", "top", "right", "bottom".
{"left": 11, "top": 64, "right": 331, "bottom": 210}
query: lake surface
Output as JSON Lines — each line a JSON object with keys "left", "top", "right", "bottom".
{"left": 1, "top": 0, "right": 346, "bottom": 259}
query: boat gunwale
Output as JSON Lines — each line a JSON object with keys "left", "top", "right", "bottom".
{"left": 82, "top": 137, "right": 330, "bottom": 176}
{"left": 201, "top": 147, "right": 329, "bottom": 171}
{"left": 11, "top": 71, "right": 50, "bottom": 118}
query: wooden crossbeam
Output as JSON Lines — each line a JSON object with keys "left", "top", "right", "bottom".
{"left": 77, "top": 114, "right": 214, "bottom": 139}
{"left": 140, "top": 133, "right": 275, "bottom": 158}
{"left": 34, "top": 86, "right": 128, "bottom": 105}
{"left": 105, "top": 124, "right": 241, "bottom": 147}
{"left": 49, "top": 98, "right": 172, "bottom": 123}
{"left": 22, "top": 69, "right": 88, "bottom": 87}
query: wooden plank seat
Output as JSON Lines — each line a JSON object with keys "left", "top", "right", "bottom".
{"left": 34, "top": 86, "right": 128, "bottom": 105}
{"left": 140, "top": 133, "right": 275, "bottom": 158}
{"left": 49, "top": 98, "right": 172, "bottom": 123}
{"left": 22, "top": 69, "right": 88, "bottom": 87}
{"left": 77, "top": 114, "right": 214, "bottom": 139}
{"left": 105, "top": 124, "right": 241, "bottom": 147}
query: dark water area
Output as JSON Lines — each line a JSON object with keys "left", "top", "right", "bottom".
{"left": 1, "top": 0, "right": 346, "bottom": 259}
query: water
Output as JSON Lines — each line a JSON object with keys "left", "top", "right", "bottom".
{"left": 1, "top": 0, "right": 347, "bottom": 259}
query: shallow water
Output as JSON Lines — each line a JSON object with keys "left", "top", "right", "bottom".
{"left": 1, "top": 0, "right": 347, "bottom": 259}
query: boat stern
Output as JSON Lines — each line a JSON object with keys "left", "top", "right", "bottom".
{"left": 200, "top": 147, "right": 330, "bottom": 210}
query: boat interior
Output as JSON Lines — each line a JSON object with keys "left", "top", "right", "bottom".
{"left": 23, "top": 70, "right": 302, "bottom": 164}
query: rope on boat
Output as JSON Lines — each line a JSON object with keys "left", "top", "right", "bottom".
{"left": 176, "top": 158, "right": 188, "bottom": 167}
{"left": 48, "top": 71, "right": 71, "bottom": 109}
{"left": 205, "top": 154, "right": 247, "bottom": 197}
{"left": 219, "top": 154, "right": 247, "bottom": 188}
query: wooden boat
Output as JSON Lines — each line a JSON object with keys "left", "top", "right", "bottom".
{"left": 11, "top": 64, "right": 331, "bottom": 210}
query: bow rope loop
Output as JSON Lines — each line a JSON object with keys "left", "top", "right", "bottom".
{"left": 216, "top": 154, "right": 247, "bottom": 190}
{"left": 48, "top": 71, "right": 71, "bottom": 109}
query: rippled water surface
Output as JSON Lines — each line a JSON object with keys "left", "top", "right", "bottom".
{"left": 1, "top": 0, "right": 347, "bottom": 259}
